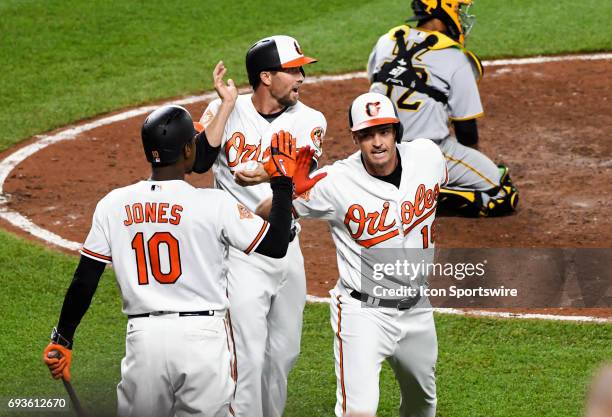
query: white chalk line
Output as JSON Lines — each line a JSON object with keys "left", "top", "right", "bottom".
{"left": 0, "top": 93, "right": 217, "bottom": 250}
{"left": 305, "top": 295, "right": 610, "bottom": 323}
{"left": 305, "top": 52, "right": 612, "bottom": 83}
{"left": 1, "top": 52, "right": 610, "bottom": 323}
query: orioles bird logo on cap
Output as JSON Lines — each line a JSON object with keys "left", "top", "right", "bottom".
{"left": 293, "top": 41, "right": 303, "bottom": 55}
{"left": 366, "top": 102, "right": 381, "bottom": 117}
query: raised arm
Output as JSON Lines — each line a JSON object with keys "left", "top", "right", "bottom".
{"left": 202, "top": 60, "right": 238, "bottom": 147}
{"left": 193, "top": 61, "right": 239, "bottom": 173}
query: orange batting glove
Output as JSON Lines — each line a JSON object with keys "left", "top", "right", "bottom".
{"left": 293, "top": 146, "right": 327, "bottom": 197}
{"left": 43, "top": 342, "right": 72, "bottom": 382}
{"left": 263, "top": 130, "right": 297, "bottom": 178}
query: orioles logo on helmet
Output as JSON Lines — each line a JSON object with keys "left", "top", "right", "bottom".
{"left": 366, "top": 102, "right": 381, "bottom": 117}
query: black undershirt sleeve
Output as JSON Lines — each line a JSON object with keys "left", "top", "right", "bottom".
{"left": 452, "top": 119, "right": 479, "bottom": 147}
{"left": 56, "top": 255, "right": 107, "bottom": 342}
{"left": 255, "top": 176, "right": 293, "bottom": 259}
{"left": 193, "top": 131, "right": 221, "bottom": 174}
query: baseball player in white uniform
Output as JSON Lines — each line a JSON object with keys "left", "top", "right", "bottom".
{"left": 368, "top": 0, "right": 518, "bottom": 217}
{"left": 258, "top": 92, "right": 447, "bottom": 417}
{"left": 42, "top": 105, "right": 304, "bottom": 417}
{"left": 193, "top": 36, "right": 326, "bottom": 417}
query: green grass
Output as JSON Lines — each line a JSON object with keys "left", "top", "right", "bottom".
{"left": 468, "top": 0, "right": 612, "bottom": 57}
{"left": 0, "top": 231, "right": 609, "bottom": 416}
{"left": 0, "top": 0, "right": 611, "bottom": 151}
{"left": 1, "top": 1, "right": 611, "bottom": 416}
{"left": 0, "top": 231, "right": 125, "bottom": 417}
{"left": 288, "top": 304, "right": 611, "bottom": 417}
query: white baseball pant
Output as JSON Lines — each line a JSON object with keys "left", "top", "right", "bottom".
{"left": 226, "top": 237, "right": 306, "bottom": 417}
{"left": 116, "top": 313, "right": 233, "bottom": 417}
{"left": 330, "top": 284, "right": 437, "bottom": 417}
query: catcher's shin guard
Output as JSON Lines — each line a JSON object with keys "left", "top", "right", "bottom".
{"left": 438, "top": 188, "right": 484, "bottom": 217}
{"left": 498, "top": 164, "right": 515, "bottom": 188}
{"left": 438, "top": 165, "right": 518, "bottom": 217}
{"left": 482, "top": 165, "right": 519, "bottom": 217}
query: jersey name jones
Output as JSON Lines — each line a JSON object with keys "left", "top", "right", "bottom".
{"left": 123, "top": 202, "right": 183, "bottom": 226}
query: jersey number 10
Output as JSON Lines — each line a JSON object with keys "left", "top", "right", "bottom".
{"left": 131, "top": 232, "right": 182, "bottom": 285}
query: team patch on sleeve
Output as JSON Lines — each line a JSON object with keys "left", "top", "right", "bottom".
{"left": 237, "top": 203, "right": 254, "bottom": 219}
{"left": 310, "top": 127, "right": 324, "bottom": 151}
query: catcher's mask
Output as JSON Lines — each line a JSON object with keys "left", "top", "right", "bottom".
{"left": 246, "top": 35, "right": 317, "bottom": 88}
{"left": 348, "top": 92, "right": 404, "bottom": 143}
{"left": 408, "top": 0, "right": 476, "bottom": 45}
{"left": 141, "top": 105, "right": 198, "bottom": 166}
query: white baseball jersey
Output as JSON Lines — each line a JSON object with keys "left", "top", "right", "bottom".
{"left": 80, "top": 180, "right": 269, "bottom": 314}
{"left": 368, "top": 25, "right": 483, "bottom": 141}
{"left": 200, "top": 93, "right": 325, "bottom": 417}
{"left": 201, "top": 94, "right": 326, "bottom": 211}
{"left": 293, "top": 139, "right": 447, "bottom": 293}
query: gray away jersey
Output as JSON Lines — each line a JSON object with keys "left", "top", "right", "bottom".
{"left": 368, "top": 25, "right": 483, "bottom": 142}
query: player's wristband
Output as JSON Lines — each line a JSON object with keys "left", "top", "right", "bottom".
{"left": 270, "top": 176, "right": 294, "bottom": 192}
{"left": 50, "top": 327, "right": 73, "bottom": 349}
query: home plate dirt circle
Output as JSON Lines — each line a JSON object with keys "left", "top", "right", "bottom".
{"left": 1, "top": 54, "right": 611, "bottom": 321}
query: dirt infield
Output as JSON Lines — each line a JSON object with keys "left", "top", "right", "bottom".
{"left": 2, "top": 58, "right": 611, "bottom": 317}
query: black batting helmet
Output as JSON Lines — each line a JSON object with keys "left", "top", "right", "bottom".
{"left": 141, "top": 105, "right": 197, "bottom": 166}
{"left": 408, "top": 0, "right": 475, "bottom": 45}
{"left": 246, "top": 35, "right": 317, "bottom": 88}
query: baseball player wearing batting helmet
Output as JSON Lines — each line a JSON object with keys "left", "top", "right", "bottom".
{"left": 257, "top": 92, "right": 445, "bottom": 417}
{"left": 192, "top": 35, "right": 326, "bottom": 417}
{"left": 368, "top": 0, "right": 519, "bottom": 217}
{"left": 42, "top": 104, "right": 309, "bottom": 417}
